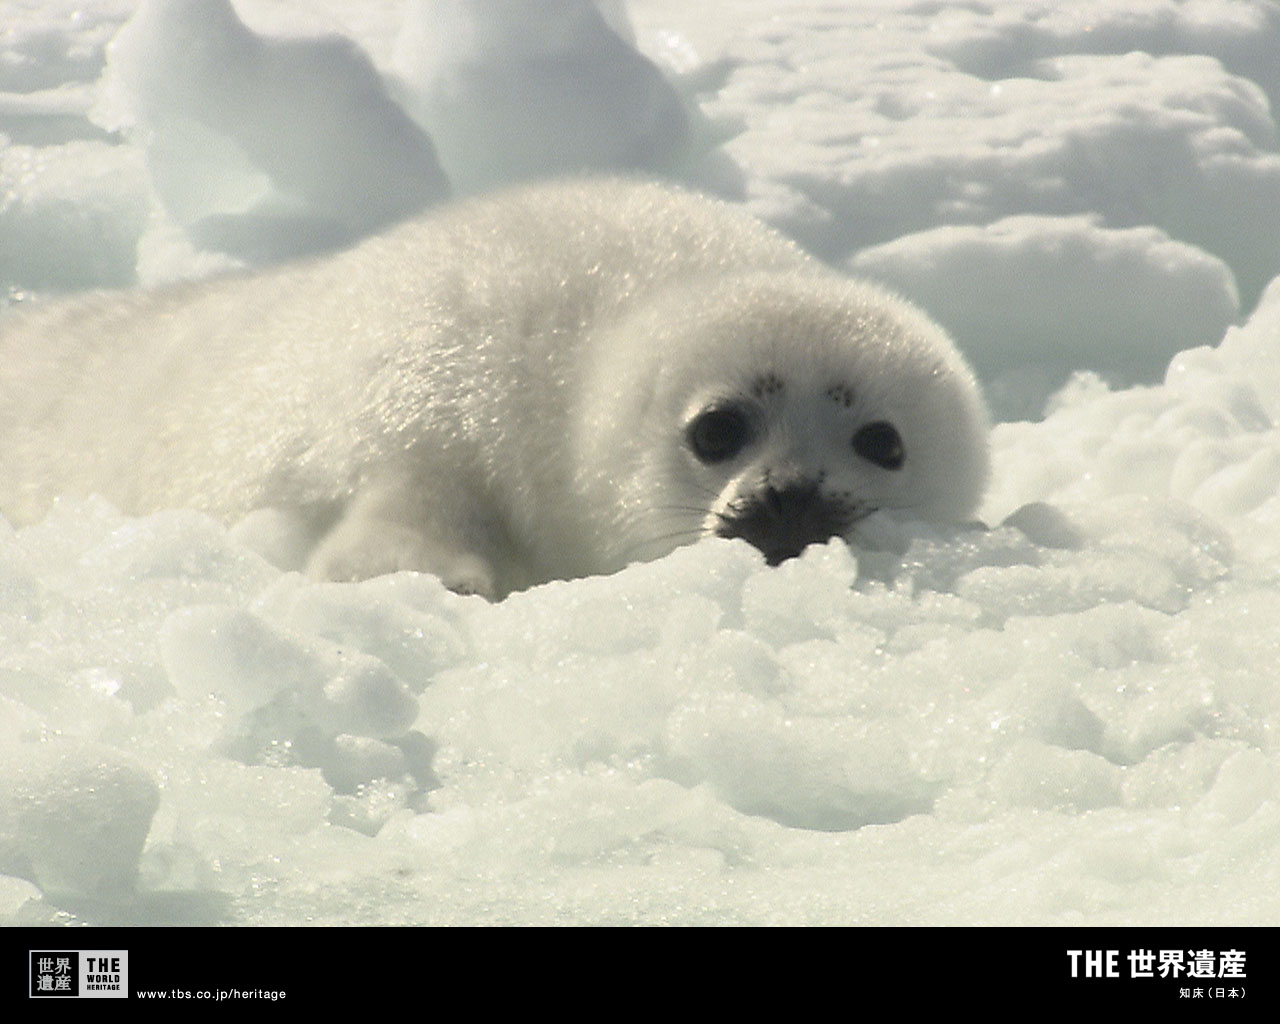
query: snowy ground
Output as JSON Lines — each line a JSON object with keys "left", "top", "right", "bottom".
{"left": 2, "top": 0, "right": 1279, "bottom": 926}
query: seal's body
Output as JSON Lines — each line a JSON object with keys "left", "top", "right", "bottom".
{"left": 0, "top": 178, "right": 989, "bottom": 598}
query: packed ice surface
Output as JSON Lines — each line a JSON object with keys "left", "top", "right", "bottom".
{"left": 1, "top": 0, "right": 1279, "bottom": 926}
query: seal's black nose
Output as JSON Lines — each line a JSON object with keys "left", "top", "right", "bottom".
{"left": 715, "top": 480, "right": 848, "bottom": 564}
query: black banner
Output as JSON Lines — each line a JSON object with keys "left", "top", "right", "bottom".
{"left": 6, "top": 927, "right": 1279, "bottom": 1011}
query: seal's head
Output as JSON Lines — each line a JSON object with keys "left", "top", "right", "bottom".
{"left": 574, "top": 271, "right": 990, "bottom": 571}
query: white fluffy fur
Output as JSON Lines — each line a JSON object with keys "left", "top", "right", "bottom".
{"left": 0, "top": 178, "right": 989, "bottom": 598}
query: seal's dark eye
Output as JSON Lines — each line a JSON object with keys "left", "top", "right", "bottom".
{"left": 853, "top": 420, "right": 905, "bottom": 470}
{"left": 687, "top": 405, "right": 753, "bottom": 464}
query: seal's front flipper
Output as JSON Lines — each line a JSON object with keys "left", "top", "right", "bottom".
{"left": 306, "top": 481, "right": 501, "bottom": 599}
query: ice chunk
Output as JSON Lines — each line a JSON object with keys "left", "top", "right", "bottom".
{"left": 0, "top": 741, "right": 159, "bottom": 897}
{"left": 159, "top": 606, "right": 418, "bottom": 740}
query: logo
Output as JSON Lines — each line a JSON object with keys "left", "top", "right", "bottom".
{"left": 30, "top": 950, "right": 128, "bottom": 999}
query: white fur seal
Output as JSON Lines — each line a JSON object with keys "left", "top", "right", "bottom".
{"left": 0, "top": 178, "right": 989, "bottom": 599}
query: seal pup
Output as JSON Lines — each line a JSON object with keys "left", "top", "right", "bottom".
{"left": 0, "top": 178, "right": 989, "bottom": 599}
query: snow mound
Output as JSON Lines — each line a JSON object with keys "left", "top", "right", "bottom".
{"left": 852, "top": 215, "right": 1240, "bottom": 418}
{"left": 93, "top": 0, "right": 449, "bottom": 262}
{"left": 391, "top": 0, "right": 693, "bottom": 194}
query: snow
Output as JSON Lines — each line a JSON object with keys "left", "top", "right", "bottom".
{"left": 2, "top": 0, "right": 1279, "bottom": 927}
